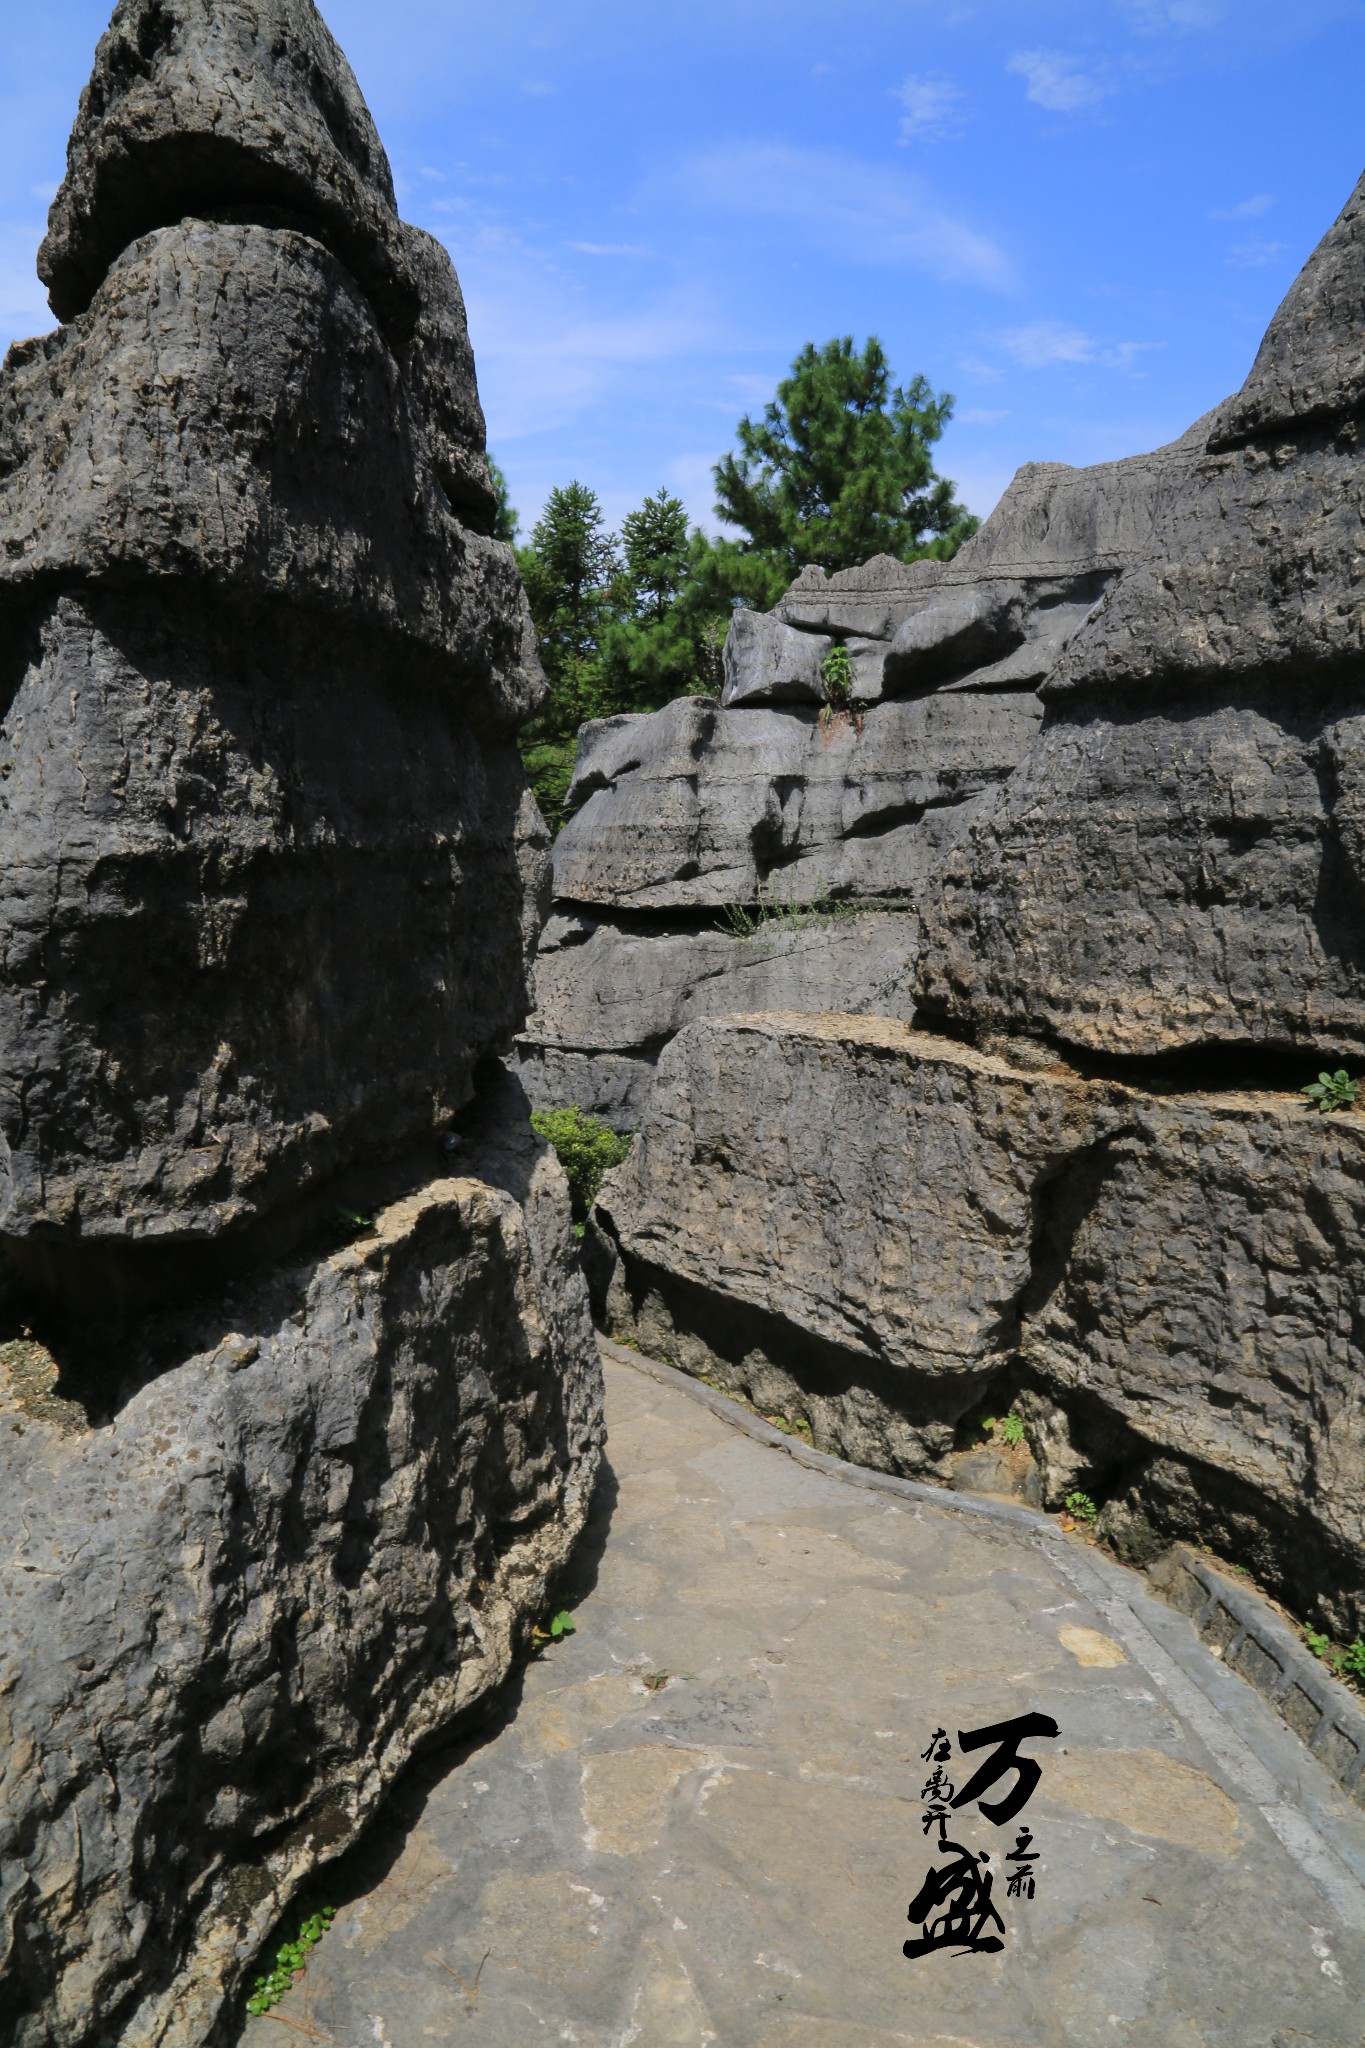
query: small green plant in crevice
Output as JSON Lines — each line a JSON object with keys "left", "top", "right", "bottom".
{"left": 530, "top": 1105, "right": 631, "bottom": 1221}
{"left": 530, "top": 1609, "right": 576, "bottom": 1650}
{"left": 818, "top": 643, "right": 864, "bottom": 739}
{"left": 1301, "top": 1068, "right": 1358, "bottom": 1113}
{"left": 1305, "top": 1626, "right": 1365, "bottom": 1692}
{"left": 246, "top": 1903, "right": 337, "bottom": 2016}
{"left": 994, "top": 1412, "right": 1027, "bottom": 1448}
{"left": 1063, "top": 1489, "right": 1099, "bottom": 1527}
{"left": 333, "top": 1206, "right": 375, "bottom": 1239}
{"left": 821, "top": 642, "right": 851, "bottom": 708}
{"left": 763, "top": 1409, "right": 815, "bottom": 1444}
{"left": 717, "top": 875, "right": 905, "bottom": 941}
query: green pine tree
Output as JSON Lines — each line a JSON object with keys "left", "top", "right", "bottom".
{"left": 519, "top": 481, "right": 619, "bottom": 733}
{"left": 701, "top": 335, "right": 976, "bottom": 606}
{"left": 599, "top": 489, "right": 722, "bottom": 710}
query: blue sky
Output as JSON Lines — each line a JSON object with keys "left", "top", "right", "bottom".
{"left": 2, "top": 0, "right": 1363, "bottom": 537}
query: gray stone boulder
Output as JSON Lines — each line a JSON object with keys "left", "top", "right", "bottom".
{"left": 0, "top": 6, "right": 602, "bottom": 2043}
{"left": 596, "top": 1013, "right": 1365, "bottom": 1641}
{"left": 522, "top": 908, "right": 921, "bottom": 1124}
{"left": 720, "top": 605, "right": 829, "bottom": 705}
{"left": 38, "top": 0, "right": 418, "bottom": 344}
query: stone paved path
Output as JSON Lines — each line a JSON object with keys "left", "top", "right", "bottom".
{"left": 237, "top": 1344, "right": 1365, "bottom": 2048}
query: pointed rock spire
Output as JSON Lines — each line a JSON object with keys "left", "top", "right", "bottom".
{"left": 1211, "top": 166, "right": 1365, "bottom": 447}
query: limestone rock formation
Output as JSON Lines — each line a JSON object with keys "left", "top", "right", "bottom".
{"left": 585, "top": 166, "right": 1365, "bottom": 1644}
{"left": 916, "top": 173, "right": 1365, "bottom": 1060}
{"left": 599, "top": 1015, "right": 1365, "bottom": 1639}
{"left": 519, "top": 691, "right": 1039, "bottom": 1123}
{"left": 0, "top": 6, "right": 601, "bottom": 2044}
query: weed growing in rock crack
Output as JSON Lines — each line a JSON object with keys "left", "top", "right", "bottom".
{"left": 246, "top": 1903, "right": 336, "bottom": 2016}
{"left": 718, "top": 878, "right": 904, "bottom": 940}
{"left": 1064, "top": 1490, "right": 1099, "bottom": 1527}
{"left": 529, "top": 1106, "right": 631, "bottom": 1221}
{"left": 1305, "top": 1627, "right": 1365, "bottom": 1692}
{"left": 333, "top": 1207, "right": 374, "bottom": 1238}
{"left": 981, "top": 1412, "right": 1026, "bottom": 1447}
{"left": 530, "top": 1609, "right": 576, "bottom": 1650}
{"left": 764, "top": 1410, "right": 815, "bottom": 1443}
{"left": 1301, "top": 1068, "right": 1358, "bottom": 1113}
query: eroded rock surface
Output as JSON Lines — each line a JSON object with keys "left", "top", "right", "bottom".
{"left": 519, "top": 692, "right": 1039, "bottom": 1122}
{"left": 916, "top": 175, "right": 1365, "bottom": 1060}
{"left": 597, "top": 1015, "right": 1365, "bottom": 1638}
{"left": 0, "top": 5, "right": 601, "bottom": 2043}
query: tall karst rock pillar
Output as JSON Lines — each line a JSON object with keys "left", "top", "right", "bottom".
{"left": 0, "top": 5, "right": 603, "bottom": 2044}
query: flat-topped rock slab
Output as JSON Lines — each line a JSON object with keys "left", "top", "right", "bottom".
{"left": 237, "top": 1345, "right": 1365, "bottom": 2048}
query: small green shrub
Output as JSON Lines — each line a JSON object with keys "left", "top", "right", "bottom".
{"left": 530, "top": 1105, "right": 631, "bottom": 1220}
{"left": 1301, "top": 1068, "right": 1358, "bottom": 1113}
{"left": 246, "top": 1903, "right": 336, "bottom": 2016}
{"left": 997, "top": 1412, "right": 1027, "bottom": 1447}
{"left": 1064, "top": 1489, "right": 1099, "bottom": 1526}
{"left": 1306, "top": 1626, "right": 1365, "bottom": 1689}
{"left": 531, "top": 1608, "right": 577, "bottom": 1649}
{"left": 820, "top": 643, "right": 852, "bottom": 707}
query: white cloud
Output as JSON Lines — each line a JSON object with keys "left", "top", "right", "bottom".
{"left": 568, "top": 241, "right": 653, "bottom": 258}
{"left": 896, "top": 74, "right": 965, "bottom": 140}
{"left": 957, "top": 406, "right": 1011, "bottom": 424}
{"left": 681, "top": 145, "right": 1012, "bottom": 290}
{"left": 1007, "top": 50, "right": 1108, "bottom": 113}
{"left": 447, "top": 227, "right": 721, "bottom": 446}
{"left": 520, "top": 79, "right": 555, "bottom": 96}
{"left": 999, "top": 321, "right": 1096, "bottom": 367}
{"left": 1210, "top": 193, "right": 1274, "bottom": 221}
{"left": 957, "top": 353, "right": 1003, "bottom": 383}
{"left": 1225, "top": 238, "right": 1290, "bottom": 268}
{"left": 997, "top": 322, "right": 1160, "bottom": 371}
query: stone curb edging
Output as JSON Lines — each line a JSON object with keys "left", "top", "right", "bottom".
{"left": 1151, "top": 1544, "right": 1365, "bottom": 1805}
{"left": 599, "top": 1334, "right": 1365, "bottom": 1928}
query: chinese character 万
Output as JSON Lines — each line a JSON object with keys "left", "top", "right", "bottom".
{"left": 903, "top": 1839, "right": 1005, "bottom": 1959}
{"left": 950, "top": 1711, "right": 1059, "bottom": 1827}
{"left": 1005, "top": 1824, "right": 1040, "bottom": 1899}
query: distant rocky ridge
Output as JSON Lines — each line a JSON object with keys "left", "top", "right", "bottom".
{"left": 554, "top": 170, "right": 1365, "bottom": 1642}
{"left": 0, "top": 6, "right": 600, "bottom": 2045}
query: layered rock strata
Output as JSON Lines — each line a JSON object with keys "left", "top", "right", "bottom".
{"left": 0, "top": 5, "right": 601, "bottom": 2044}
{"left": 519, "top": 691, "right": 1039, "bottom": 1123}
{"left": 585, "top": 166, "right": 1365, "bottom": 1644}
{"left": 597, "top": 1015, "right": 1365, "bottom": 1638}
